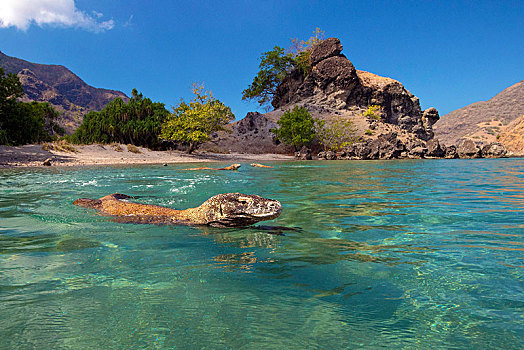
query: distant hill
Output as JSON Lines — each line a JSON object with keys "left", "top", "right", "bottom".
{"left": 0, "top": 51, "right": 128, "bottom": 132}
{"left": 433, "top": 80, "right": 524, "bottom": 145}
{"left": 499, "top": 115, "right": 524, "bottom": 156}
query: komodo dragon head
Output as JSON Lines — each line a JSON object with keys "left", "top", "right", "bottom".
{"left": 196, "top": 193, "right": 282, "bottom": 227}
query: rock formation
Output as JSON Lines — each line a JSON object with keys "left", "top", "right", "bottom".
{"left": 0, "top": 51, "right": 128, "bottom": 133}
{"left": 208, "top": 38, "right": 511, "bottom": 159}
{"left": 205, "top": 38, "right": 445, "bottom": 158}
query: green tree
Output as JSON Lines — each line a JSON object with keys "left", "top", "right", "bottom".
{"left": 241, "top": 46, "right": 296, "bottom": 108}
{"left": 71, "top": 88, "right": 169, "bottom": 148}
{"left": 271, "top": 106, "right": 317, "bottom": 150}
{"left": 161, "top": 84, "right": 235, "bottom": 154}
{"left": 0, "top": 68, "right": 62, "bottom": 145}
{"left": 242, "top": 28, "right": 325, "bottom": 108}
{"left": 315, "top": 117, "right": 356, "bottom": 151}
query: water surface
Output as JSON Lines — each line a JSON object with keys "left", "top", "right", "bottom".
{"left": 1, "top": 159, "right": 523, "bottom": 349}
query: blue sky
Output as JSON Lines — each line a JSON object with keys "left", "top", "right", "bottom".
{"left": 0, "top": 0, "right": 522, "bottom": 119}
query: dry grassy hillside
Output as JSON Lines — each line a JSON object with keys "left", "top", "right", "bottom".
{"left": 434, "top": 80, "right": 524, "bottom": 145}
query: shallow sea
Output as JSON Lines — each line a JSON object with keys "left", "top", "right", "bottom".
{"left": 0, "top": 159, "right": 523, "bottom": 349}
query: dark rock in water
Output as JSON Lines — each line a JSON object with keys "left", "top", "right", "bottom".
{"left": 317, "top": 150, "right": 338, "bottom": 160}
{"left": 445, "top": 145, "right": 458, "bottom": 159}
{"left": 374, "top": 132, "right": 405, "bottom": 159}
{"left": 43, "top": 158, "right": 52, "bottom": 166}
{"left": 409, "top": 146, "right": 427, "bottom": 159}
{"left": 345, "top": 142, "right": 371, "bottom": 159}
{"left": 426, "top": 139, "right": 446, "bottom": 158}
{"left": 309, "top": 37, "right": 343, "bottom": 65}
{"left": 325, "top": 151, "right": 337, "bottom": 160}
{"left": 457, "top": 139, "right": 482, "bottom": 158}
{"left": 295, "top": 146, "right": 312, "bottom": 160}
{"left": 481, "top": 142, "right": 507, "bottom": 158}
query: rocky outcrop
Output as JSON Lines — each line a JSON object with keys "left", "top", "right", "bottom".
{"left": 271, "top": 38, "right": 438, "bottom": 141}
{"left": 201, "top": 112, "right": 292, "bottom": 154}
{"left": 207, "top": 38, "right": 509, "bottom": 159}
{"left": 295, "top": 146, "right": 312, "bottom": 160}
{"left": 0, "top": 51, "right": 128, "bottom": 133}
{"left": 481, "top": 143, "right": 507, "bottom": 158}
{"left": 457, "top": 140, "right": 482, "bottom": 158}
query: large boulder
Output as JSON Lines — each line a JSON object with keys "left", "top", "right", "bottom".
{"left": 426, "top": 139, "right": 446, "bottom": 158}
{"left": 481, "top": 142, "right": 507, "bottom": 158}
{"left": 309, "top": 38, "right": 343, "bottom": 65}
{"left": 457, "top": 139, "right": 482, "bottom": 158}
{"left": 445, "top": 145, "right": 458, "bottom": 159}
{"left": 295, "top": 146, "right": 312, "bottom": 160}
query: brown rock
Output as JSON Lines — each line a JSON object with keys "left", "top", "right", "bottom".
{"left": 43, "top": 158, "right": 52, "bottom": 166}
{"left": 309, "top": 38, "right": 343, "bottom": 65}
{"left": 457, "top": 140, "right": 482, "bottom": 158}
{"left": 295, "top": 146, "right": 312, "bottom": 160}
{"left": 426, "top": 139, "right": 446, "bottom": 158}
{"left": 481, "top": 142, "right": 507, "bottom": 158}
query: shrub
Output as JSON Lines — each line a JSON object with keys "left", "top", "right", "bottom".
{"left": 271, "top": 106, "right": 317, "bottom": 150}
{"left": 161, "top": 84, "right": 234, "bottom": 154}
{"left": 315, "top": 117, "right": 356, "bottom": 151}
{"left": 42, "top": 140, "right": 79, "bottom": 153}
{"left": 363, "top": 105, "right": 382, "bottom": 120}
{"left": 127, "top": 144, "right": 141, "bottom": 153}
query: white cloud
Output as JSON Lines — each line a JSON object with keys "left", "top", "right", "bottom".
{"left": 0, "top": 0, "right": 114, "bottom": 33}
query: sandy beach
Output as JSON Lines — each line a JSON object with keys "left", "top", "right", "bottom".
{"left": 0, "top": 144, "right": 294, "bottom": 168}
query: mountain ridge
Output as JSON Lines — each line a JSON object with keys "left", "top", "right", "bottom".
{"left": 433, "top": 80, "right": 524, "bottom": 145}
{"left": 0, "top": 51, "right": 128, "bottom": 132}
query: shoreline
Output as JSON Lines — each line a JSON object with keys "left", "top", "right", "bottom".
{"left": 0, "top": 144, "right": 294, "bottom": 168}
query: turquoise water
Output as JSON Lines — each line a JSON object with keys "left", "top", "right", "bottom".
{"left": 0, "top": 159, "right": 523, "bottom": 349}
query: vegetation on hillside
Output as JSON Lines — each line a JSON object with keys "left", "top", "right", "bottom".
{"left": 161, "top": 84, "right": 234, "bottom": 154}
{"left": 242, "top": 28, "right": 325, "bottom": 108}
{"left": 316, "top": 118, "right": 356, "bottom": 151}
{"left": 0, "top": 67, "right": 63, "bottom": 145}
{"left": 70, "top": 89, "right": 169, "bottom": 149}
{"left": 271, "top": 106, "right": 318, "bottom": 150}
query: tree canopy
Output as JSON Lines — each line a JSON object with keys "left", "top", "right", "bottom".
{"left": 242, "top": 28, "right": 325, "bottom": 108}
{"left": 271, "top": 106, "right": 317, "bottom": 150}
{"left": 160, "top": 84, "right": 234, "bottom": 153}
{"left": 70, "top": 88, "right": 169, "bottom": 148}
{"left": 0, "top": 68, "right": 63, "bottom": 145}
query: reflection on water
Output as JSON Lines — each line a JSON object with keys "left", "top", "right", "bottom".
{"left": 0, "top": 159, "right": 523, "bottom": 348}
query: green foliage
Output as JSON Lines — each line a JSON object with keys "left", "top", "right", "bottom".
{"left": 71, "top": 88, "right": 169, "bottom": 149}
{"left": 241, "top": 46, "right": 296, "bottom": 107}
{"left": 160, "top": 84, "right": 235, "bottom": 154}
{"left": 290, "top": 27, "right": 325, "bottom": 75}
{"left": 0, "top": 67, "right": 23, "bottom": 103}
{"left": 363, "top": 105, "right": 382, "bottom": 120}
{"left": 271, "top": 106, "right": 317, "bottom": 150}
{"left": 243, "top": 28, "right": 325, "bottom": 108}
{"left": 365, "top": 129, "right": 373, "bottom": 136}
{"left": 315, "top": 117, "right": 356, "bottom": 151}
{"left": 0, "top": 68, "right": 62, "bottom": 145}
